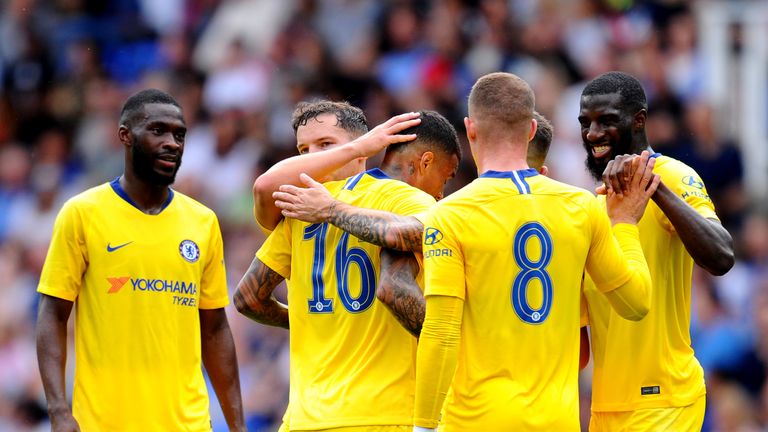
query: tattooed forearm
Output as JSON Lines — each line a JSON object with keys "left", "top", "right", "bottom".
{"left": 234, "top": 257, "right": 289, "bottom": 329}
{"left": 377, "top": 250, "right": 424, "bottom": 337}
{"left": 328, "top": 202, "right": 424, "bottom": 253}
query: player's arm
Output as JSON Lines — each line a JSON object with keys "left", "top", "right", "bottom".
{"left": 591, "top": 152, "right": 659, "bottom": 320}
{"left": 200, "top": 308, "right": 246, "bottom": 431}
{"left": 600, "top": 154, "right": 734, "bottom": 276}
{"left": 233, "top": 257, "right": 289, "bottom": 329}
{"left": 36, "top": 294, "right": 80, "bottom": 432}
{"left": 378, "top": 249, "right": 425, "bottom": 336}
{"left": 253, "top": 112, "right": 422, "bottom": 231}
{"left": 650, "top": 182, "right": 734, "bottom": 275}
{"left": 274, "top": 173, "right": 424, "bottom": 252}
{"left": 414, "top": 294, "right": 464, "bottom": 430}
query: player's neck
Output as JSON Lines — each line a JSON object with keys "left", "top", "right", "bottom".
{"left": 472, "top": 140, "right": 529, "bottom": 175}
{"left": 119, "top": 173, "right": 171, "bottom": 215}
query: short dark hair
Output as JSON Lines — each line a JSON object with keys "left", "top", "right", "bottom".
{"left": 527, "top": 111, "right": 553, "bottom": 170}
{"left": 291, "top": 100, "right": 368, "bottom": 138}
{"left": 581, "top": 71, "right": 647, "bottom": 114}
{"left": 387, "top": 110, "right": 462, "bottom": 161}
{"left": 120, "top": 89, "right": 181, "bottom": 126}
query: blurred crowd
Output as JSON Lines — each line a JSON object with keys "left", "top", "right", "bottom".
{"left": 0, "top": 0, "right": 765, "bottom": 431}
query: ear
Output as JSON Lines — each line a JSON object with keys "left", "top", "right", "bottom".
{"left": 419, "top": 151, "right": 435, "bottom": 172}
{"left": 634, "top": 109, "right": 647, "bottom": 130}
{"left": 539, "top": 165, "right": 549, "bottom": 177}
{"left": 464, "top": 117, "right": 476, "bottom": 142}
{"left": 528, "top": 118, "right": 538, "bottom": 143}
{"left": 118, "top": 125, "right": 131, "bottom": 148}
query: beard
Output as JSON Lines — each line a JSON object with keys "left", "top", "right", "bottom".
{"left": 583, "top": 128, "right": 636, "bottom": 182}
{"left": 131, "top": 139, "right": 181, "bottom": 186}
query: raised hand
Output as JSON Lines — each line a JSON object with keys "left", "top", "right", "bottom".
{"left": 605, "top": 151, "right": 661, "bottom": 225}
{"left": 273, "top": 173, "right": 337, "bottom": 223}
{"left": 351, "top": 112, "right": 421, "bottom": 158}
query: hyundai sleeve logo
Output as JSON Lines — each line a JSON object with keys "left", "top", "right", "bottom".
{"left": 682, "top": 175, "right": 704, "bottom": 189}
{"left": 424, "top": 227, "right": 444, "bottom": 245}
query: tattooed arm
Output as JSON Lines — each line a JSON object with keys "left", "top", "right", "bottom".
{"left": 378, "top": 249, "right": 425, "bottom": 337}
{"left": 233, "top": 257, "right": 289, "bottom": 329}
{"left": 274, "top": 173, "right": 424, "bottom": 253}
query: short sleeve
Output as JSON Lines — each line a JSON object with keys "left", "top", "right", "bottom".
{"left": 256, "top": 219, "right": 293, "bottom": 279}
{"left": 38, "top": 200, "right": 88, "bottom": 301}
{"left": 657, "top": 163, "right": 719, "bottom": 232}
{"left": 199, "top": 215, "right": 229, "bottom": 309}
{"left": 422, "top": 206, "right": 465, "bottom": 299}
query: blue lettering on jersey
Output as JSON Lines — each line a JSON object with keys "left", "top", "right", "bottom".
{"left": 130, "top": 278, "right": 197, "bottom": 295}
{"left": 425, "top": 248, "right": 453, "bottom": 258}
{"left": 424, "top": 227, "right": 443, "bottom": 245}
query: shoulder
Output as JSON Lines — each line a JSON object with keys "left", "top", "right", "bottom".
{"left": 171, "top": 189, "right": 219, "bottom": 221}
{"left": 59, "top": 183, "right": 113, "bottom": 213}
{"left": 654, "top": 155, "right": 700, "bottom": 181}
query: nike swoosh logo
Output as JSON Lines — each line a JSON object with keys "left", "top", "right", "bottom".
{"left": 107, "top": 241, "right": 133, "bottom": 252}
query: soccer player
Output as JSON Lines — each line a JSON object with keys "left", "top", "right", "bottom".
{"left": 413, "top": 72, "right": 657, "bottom": 431}
{"left": 35, "top": 89, "right": 245, "bottom": 431}
{"left": 578, "top": 71, "right": 735, "bottom": 431}
{"left": 234, "top": 111, "right": 461, "bottom": 431}
{"left": 252, "top": 100, "right": 423, "bottom": 234}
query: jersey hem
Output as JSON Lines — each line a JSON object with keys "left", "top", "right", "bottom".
{"left": 290, "top": 417, "right": 411, "bottom": 430}
{"left": 590, "top": 389, "right": 706, "bottom": 412}
{"left": 199, "top": 297, "right": 229, "bottom": 309}
{"left": 37, "top": 286, "right": 77, "bottom": 302}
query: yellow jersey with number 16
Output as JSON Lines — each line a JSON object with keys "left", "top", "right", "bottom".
{"left": 257, "top": 168, "right": 436, "bottom": 430}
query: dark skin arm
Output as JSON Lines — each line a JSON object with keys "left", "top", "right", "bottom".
{"left": 36, "top": 294, "right": 80, "bottom": 432}
{"left": 200, "top": 308, "right": 246, "bottom": 432}
{"left": 233, "top": 257, "right": 289, "bottom": 329}
{"left": 273, "top": 173, "right": 424, "bottom": 253}
{"left": 602, "top": 154, "right": 735, "bottom": 276}
{"left": 650, "top": 182, "right": 734, "bottom": 276}
{"left": 377, "top": 249, "right": 425, "bottom": 337}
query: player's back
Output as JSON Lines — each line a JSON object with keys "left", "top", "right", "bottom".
{"left": 257, "top": 168, "right": 435, "bottom": 430}
{"left": 424, "top": 169, "right": 617, "bottom": 431}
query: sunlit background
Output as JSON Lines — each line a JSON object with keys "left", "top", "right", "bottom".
{"left": 0, "top": 0, "right": 766, "bottom": 431}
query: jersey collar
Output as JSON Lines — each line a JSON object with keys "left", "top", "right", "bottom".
{"left": 110, "top": 177, "right": 175, "bottom": 214}
{"left": 479, "top": 168, "right": 539, "bottom": 179}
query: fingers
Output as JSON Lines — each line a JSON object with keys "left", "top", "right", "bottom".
{"left": 644, "top": 173, "right": 661, "bottom": 196}
{"left": 272, "top": 191, "right": 299, "bottom": 205}
{"left": 595, "top": 184, "right": 607, "bottom": 195}
{"left": 277, "top": 184, "right": 302, "bottom": 194}
{"left": 629, "top": 151, "right": 650, "bottom": 187}
{"left": 382, "top": 112, "right": 420, "bottom": 128}
{"left": 299, "top": 173, "right": 322, "bottom": 188}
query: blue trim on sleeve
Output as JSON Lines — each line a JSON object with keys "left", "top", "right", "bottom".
{"left": 110, "top": 177, "right": 175, "bottom": 213}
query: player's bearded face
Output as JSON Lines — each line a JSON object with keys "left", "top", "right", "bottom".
{"left": 131, "top": 134, "right": 182, "bottom": 186}
{"left": 583, "top": 119, "right": 634, "bottom": 182}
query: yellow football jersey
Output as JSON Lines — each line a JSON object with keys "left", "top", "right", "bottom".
{"left": 584, "top": 155, "right": 719, "bottom": 411}
{"left": 37, "top": 179, "right": 229, "bottom": 431}
{"left": 257, "top": 168, "right": 436, "bottom": 430}
{"left": 420, "top": 169, "right": 647, "bottom": 431}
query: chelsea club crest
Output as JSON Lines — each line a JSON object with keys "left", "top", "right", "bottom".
{"left": 179, "top": 240, "right": 200, "bottom": 263}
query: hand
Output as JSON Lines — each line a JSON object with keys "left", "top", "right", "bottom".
{"left": 596, "top": 153, "right": 636, "bottom": 197}
{"left": 50, "top": 410, "right": 80, "bottom": 432}
{"left": 350, "top": 112, "right": 421, "bottom": 158}
{"left": 605, "top": 151, "right": 661, "bottom": 225}
{"left": 273, "top": 173, "right": 338, "bottom": 223}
